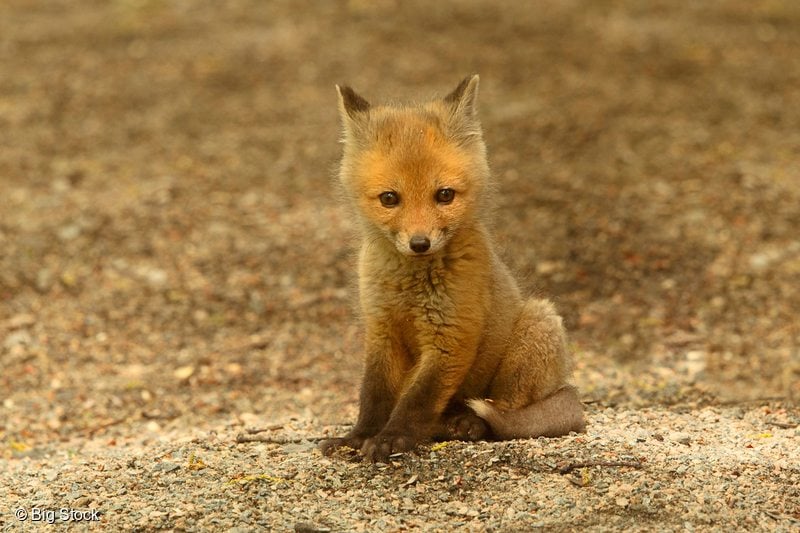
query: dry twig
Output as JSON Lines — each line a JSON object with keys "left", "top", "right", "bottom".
{"left": 765, "top": 420, "right": 797, "bottom": 429}
{"left": 558, "top": 460, "right": 643, "bottom": 475}
{"left": 235, "top": 433, "right": 325, "bottom": 444}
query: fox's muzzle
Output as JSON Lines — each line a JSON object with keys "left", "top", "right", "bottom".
{"left": 409, "top": 235, "right": 431, "bottom": 254}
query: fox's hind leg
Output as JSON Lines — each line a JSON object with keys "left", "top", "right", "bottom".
{"left": 491, "top": 298, "right": 571, "bottom": 406}
{"left": 470, "top": 298, "right": 585, "bottom": 438}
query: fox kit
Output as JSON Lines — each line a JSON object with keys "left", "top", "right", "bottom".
{"left": 320, "top": 75, "right": 585, "bottom": 463}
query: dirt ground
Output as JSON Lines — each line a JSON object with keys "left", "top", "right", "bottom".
{"left": 1, "top": 0, "right": 799, "bottom": 530}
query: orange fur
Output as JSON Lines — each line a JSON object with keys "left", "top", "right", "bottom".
{"left": 320, "top": 76, "right": 585, "bottom": 463}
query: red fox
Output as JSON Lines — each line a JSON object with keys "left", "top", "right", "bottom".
{"left": 320, "top": 76, "right": 585, "bottom": 463}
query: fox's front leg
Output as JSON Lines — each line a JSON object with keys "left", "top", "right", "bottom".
{"left": 361, "top": 327, "right": 480, "bottom": 462}
{"left": 319, "top": 325, "right": 403, "bottom": 456}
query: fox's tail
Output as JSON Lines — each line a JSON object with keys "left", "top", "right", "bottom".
{"left": 466, "top": 386, "right": 586, "bottom": 439}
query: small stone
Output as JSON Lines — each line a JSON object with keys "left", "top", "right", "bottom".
{"left": 173, "top": 366, "right": 195, "bottom": 380}
{"left": 60, "top": 270, "right": 78, "bottom": 287}
{"left": 670, "top": 432, "right": 691, "bottom": 445}
{"left": 154, "top": 462, "right": 180, "bottom": 473}
{"left": 58, "top": 224, "right": 82, "bottom": 241}
{"left": 3, "top": 330, "right": 32, "bottom": 349}
{"left": 6, "top": 313, "right": 35, "bottom": 329}
{"left": 36, "top": 269, "right": 53, "bottom": 291}
{"left": 140, "top": 267, "right": 168, "bottom": 287}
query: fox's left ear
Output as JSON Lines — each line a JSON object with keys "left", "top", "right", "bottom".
{"left": 444, "top": 74, "right": 480, "bottom": 120}
{"left": 444, "top": 75, "right": 481, "bottom": 141}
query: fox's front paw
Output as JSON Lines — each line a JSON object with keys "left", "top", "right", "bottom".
{"left": 318, "top": 435, "right": 368, "bottom": 457}
{"left": 361, "top": 433, "right": 417, "bottom": 463}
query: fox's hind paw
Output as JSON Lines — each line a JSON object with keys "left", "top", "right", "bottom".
{"left": 445, "top": 411, "right": 489, "bottom": 441}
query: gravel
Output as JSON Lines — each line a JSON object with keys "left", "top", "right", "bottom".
{"left": 2, "top": 405, "right": 797, "bottom": 530}
{"left": 1, "top": 0, "right": 799, "bottom": 530}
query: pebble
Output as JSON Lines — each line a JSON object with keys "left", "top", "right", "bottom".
{"left": 5, "top": 314, "right": 36, "bottom": 329}
{"left": 670, "top": 432, "right": 692, "bottom": 445}
{"left": 3, "top": 330, "right": 32, "bottom": 349}
{"left": 153, "top": 462, "right": 181, "bottom": 473}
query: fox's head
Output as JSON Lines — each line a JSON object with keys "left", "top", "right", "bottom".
{"left": 335, "top": 75, "right": 491, "bottom": 257}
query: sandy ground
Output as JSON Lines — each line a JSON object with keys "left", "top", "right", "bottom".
{"left": 1, "top": 0, "right": 799, "bottom": 530}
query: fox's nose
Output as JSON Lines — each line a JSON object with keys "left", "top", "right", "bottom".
{"left": 409, "top": 235, "right": 431, "bottom": 253}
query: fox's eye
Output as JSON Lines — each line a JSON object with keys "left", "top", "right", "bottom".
{"left": 379, "top": 191, "right": 399, "bottom": 207}
{"left": 436, "top": 188, "right": 455, "bottom": 204}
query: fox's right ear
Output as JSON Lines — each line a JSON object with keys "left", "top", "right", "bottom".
{"left": 336, "top": 85, "right": 370, "bottom": 121}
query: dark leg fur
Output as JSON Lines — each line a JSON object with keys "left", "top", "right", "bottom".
{"left": 319, "top": 357, "right": 396, "bottom": 457}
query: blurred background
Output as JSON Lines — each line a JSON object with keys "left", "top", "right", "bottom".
{"left": 1, "top": 0, "right": 798, "bottom": 449}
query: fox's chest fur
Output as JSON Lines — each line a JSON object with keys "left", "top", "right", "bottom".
{"left": 361, "top": 236, "right": 454, "bottom": 315}
{"left": 359, "top": 227, "right": 488, "bottom": 305}
{"left": 357, "top": 230, "right": 499, "bottom": 368}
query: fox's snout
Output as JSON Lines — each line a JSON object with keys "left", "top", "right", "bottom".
{"left": 396, "top": 230, "right": 442, "bottom": 256}
{"left": 409, "top": 235, "right": 431, "bottom": 254}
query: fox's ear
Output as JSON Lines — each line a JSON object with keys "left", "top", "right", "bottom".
{"left": 444, "top": 74, "right": 480, "bottom": 119}
{"left": 336, "top": 84, "right": 370, "bottom": 121}
{"left": 444, "top": 75, "right": 482, "bottom": 142}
